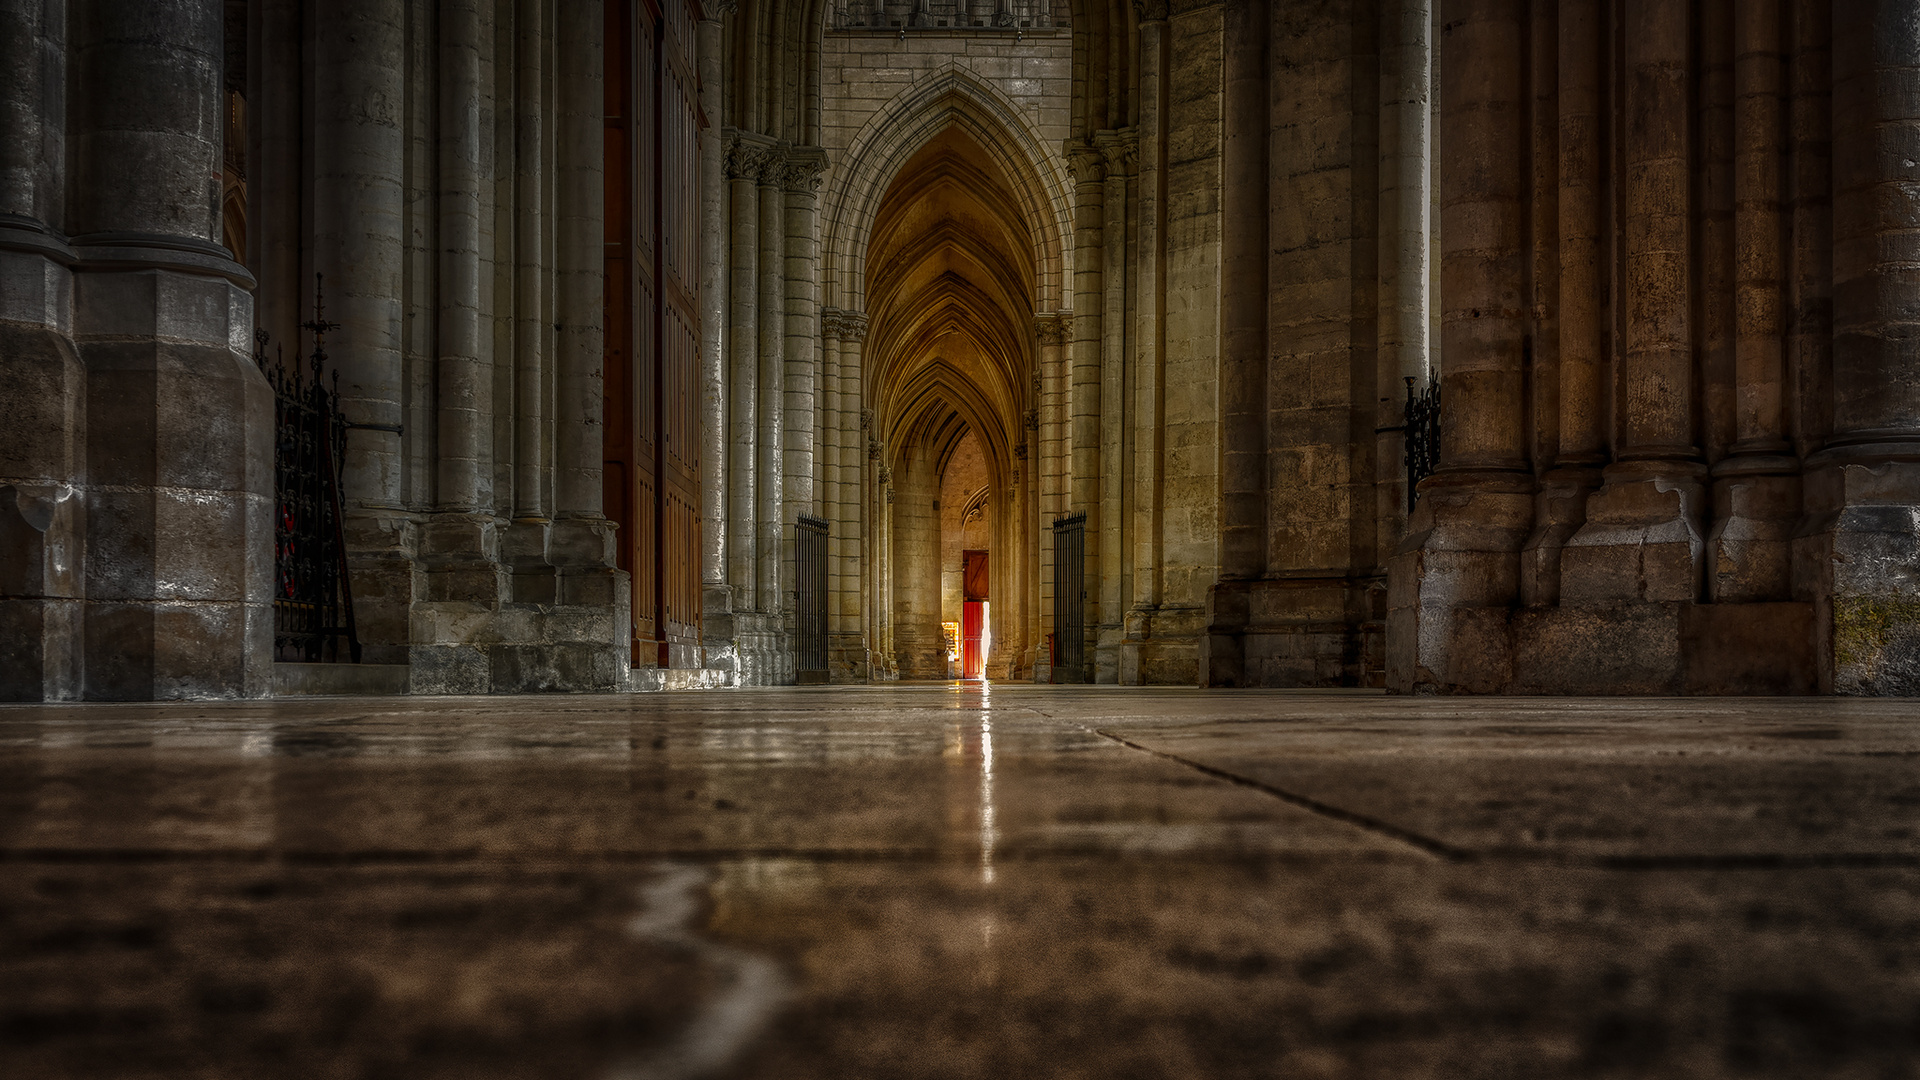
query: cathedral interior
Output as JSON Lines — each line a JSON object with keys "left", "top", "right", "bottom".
{"left": 4, "top": 0, "right": 1920, "bottom": 1076}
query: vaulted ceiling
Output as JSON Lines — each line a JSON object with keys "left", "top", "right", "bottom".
{"left": 868, "top": 126, "right": 1033, "bottom": 481}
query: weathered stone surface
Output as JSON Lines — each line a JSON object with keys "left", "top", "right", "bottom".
{"left": 6, "top": 688, "right": 1920, "bottom": 1077}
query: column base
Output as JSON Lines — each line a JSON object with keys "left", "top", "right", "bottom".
{"left": 1519, "top": 468, "right": 1600, "bottom": 606}
{"left": 1561, "top": 460, "right": 1709, "bottom": 604}
{"left": 1197, "top": 578, "right": 1384, "bottom": 688}
{"left": 1707, "top": 456, "right": 1802, "bottom": 602}
{"left": 1386, "top": 472, "right": 1533, "bottom": 694}
{"left": 828, "top": 630, "right": 869, "bottom": 683}
{"left": 1796, "top": 452, "right": 1920, "bottom": 694}
{"left": 75, "top": 267, "right": 275, "bottom": 699}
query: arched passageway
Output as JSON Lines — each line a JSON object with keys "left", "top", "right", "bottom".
{"left": 864, "top": 125, "right": 1038, "bottom": 679}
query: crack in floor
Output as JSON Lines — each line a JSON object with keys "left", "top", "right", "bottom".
{"left": 1089, "top": 727, "right": 1920, "bottom": 871}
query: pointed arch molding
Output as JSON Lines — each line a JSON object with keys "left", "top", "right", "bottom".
{"left": 821, "top": 64, "right": 1075, "bottom": 315}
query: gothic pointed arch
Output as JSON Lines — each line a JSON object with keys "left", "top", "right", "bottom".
{"left": 820, "top": 65, "right": 1073, "bottom": 314}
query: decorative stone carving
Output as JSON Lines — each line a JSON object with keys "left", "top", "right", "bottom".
{"left": 1014, "top": 442, "right": 1028, "bottom": 460}
{"left": 1095, "top": 129, "right": 1139, "bottom": 177}
{"left": 1024, "top": 408, "right": 1038, "bottom": 431}
{"left": 725, "top": 138, "right": 769, "bottom": 181}
{"left": 781, "top": 152, "right": 826, "bottom": 194}
{"left": 860, "top": 408, "right": 873, "bottom": 431}
{"left": 704, "top": 0, "right": 739, "bottom": 16}
{"left": 821, "top": 308, "right": 870, "bottom": 342}
{"left": 1065, "top": 144, "right": 1107, "bottom": 186}
{"left": 1034, "top": 313, "right": 1071, "bottom": 346}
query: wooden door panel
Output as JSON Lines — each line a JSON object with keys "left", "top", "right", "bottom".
{"left": 608, "top": 0, "right": 702, "bottom": 668}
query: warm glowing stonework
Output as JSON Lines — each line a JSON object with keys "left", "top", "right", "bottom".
{"left": 5, "top": 0, "right": 1919, "bottom": 698}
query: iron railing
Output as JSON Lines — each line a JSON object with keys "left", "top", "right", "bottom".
{"left": 796, "top": 514, "right": 829, "bottom": 681}
{"left": 1050, "top": 512, "right": 1085, "bottom": 683}
{"left": 1403, "top": 375, "right": 1441, "bottom": 512}
{"left": 256, "top": 275, "right": 359, "bottom": 663}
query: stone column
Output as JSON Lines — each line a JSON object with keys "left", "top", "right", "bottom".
{"left": 1124, "top": 20, "right": 1166, "bottom": 687}
{"left": 1516, "top": 0, "right": 1564, "bottom": 605}
{"left": 505, "top": 0, "right": 553, "bottom": 601}
{"left": 756, "top": 148, "right": 786, "bottom": 617}
{"left": 422, "top": 0, "right": 505, "bottom": 594}
{"left": 1065, "top": 143, "right": 1104, "bottom": 683}
{"left": 1538, "top": 0, "right": 1606, "bottom": 600}
{"left": 1376, "top": 0, "right": 1431, "bottom": 568}
{"left": 0, "top": 0, "right": 83, "bottom": 700}
{"left": 877, "top": 463, "right": 895, "bottom": 676}
{"left": 66, "top": 0, "right": 272, "bottom": 699}
{"left": 821, "top": 313, "right": 842, "bottom": 635}
{"left": 781, "top": 151, "right": 824, "bottom": 530}
{"left": 1387, "top": 0, "right": 1533, "bottom": 693}
{"left": 1561, "top": 0, "right": 1707, "bottom": 605}
{"left": 1034, "top": 314, "right": 1068, "bottom": 679}
{"left": 1804, "top": 0, "right": 1920, "bottom": 693}
{"left": 891, "top": 442, "right": 941, "bottom": 678}
{"left": 312, "top": 0, "right": 412, "bottom": 664}
{"left": 1011, "top": 441, "right": 1033, "bottom": 678}
{"left": 409, "top": 0, "right": 505, "bottom": 693}
{"left": 551, "top": 0, "right": 621, "bottom": 650}
{"left": 724, "top": 135, "right": 762, "bottom": 614}
{"left": 1200, "top": 0, "right": 1267, "bottom": 687}
{"left": 830, "top": 312, "right": 869, "bottom": 680}
{"left": 1708, "top": 0, "right": 1801, "bottom": 602}
{"left": 699, "top": 5, "right": 734, "bottom": 622}
{"left": 1094, "top": 128, "right": 1135, "bottom": 683}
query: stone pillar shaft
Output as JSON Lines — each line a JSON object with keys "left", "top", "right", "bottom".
{"left": 436, "top": 0, "right": 488, "bottom": 514}
{"left": 698, "top": 18, "right": 728, "bottom": 597}
{"left": 1830, "top": 0, "right": 1920, "bottom": 444}
{"left": 1378, "top": 0, "right": 1432, "bottom": 562}
{"left": 1066, "top": 147, "right": 1103, "bottom": 681}
{"left": 726, "top": 142, "right": 760, "bottom": 611}
{"left": 1436, "top": 0, "right": 1527, "bottom": 475}
{"left": 512, "top": 0, "right": 547, "bottom": 521}
{"left": 1619, "top": 0, "right": 1695, "bottom": 460}
{"left": 756, "top": 155, "right": 785, "bottom": 612}
{"left": 1130, "top": 25, "right": 1167, "bottom": 641}
{"left": 68, "top": 0, "right": 272, "bottom": 699}
{"left": 1096, "top": 130, "right": 1133, "bottom": 681}
{"left": 553, "top": 0, "right": 605, "bottom": 524}
{"left": 315, "top": 0, "right": 406, "bottom": 511}
{"left": 1556, "top": 0, "right": 1605, "bottom": 467}
{"left": 0, "top": 0, "right": 80, "bottom": 702}
{"left": 782, "top": 158, "right": 822, "bottom": 531}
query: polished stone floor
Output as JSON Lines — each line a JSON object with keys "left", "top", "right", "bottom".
{"left": 3, "top": 685, "right": 1919, "bottom": 1079}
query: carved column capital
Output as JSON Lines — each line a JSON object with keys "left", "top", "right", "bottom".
{"left": 781, "top": 148, "right": 827, "bottom": 194}
{"left": 702, "top": 0, "right": 739, "bottom": 17}
{"left": 1095, "top": 129, "right": 1139, "bottom": 177}
{"left": 1034, "top": 312, "right": 1072, "bottom": 345}
{"left": 1065, "top": 143, "right": 1107, "bottom": 186}
{"left": 725, "top": 134, "right": 775, "bottom": 181}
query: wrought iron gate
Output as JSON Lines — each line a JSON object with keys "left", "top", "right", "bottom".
{"left": 796, "top": 514, "right": 829, "bottom": 682}
{"left": 1051, "top": 512, "right": 1085, "bottom": 683}
{"left": 1403, "top": 375, "right": 1441, "bottom": 511}
{"left": 255, "top": 278, "right": 359, "bottom": 663}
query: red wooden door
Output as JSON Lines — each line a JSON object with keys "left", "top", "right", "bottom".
{"left": 606, "top": 0, "right": 702, "bottom": 670}
{"left": 961, "top": 550, "right": 988, "bottom": 680}
{"left": 962, "top": 602, "right": 985, "bottom": 680}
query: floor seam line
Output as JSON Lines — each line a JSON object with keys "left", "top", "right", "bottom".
{"left": 1090, "top": 727, "right": 1470, "bottom": 861}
